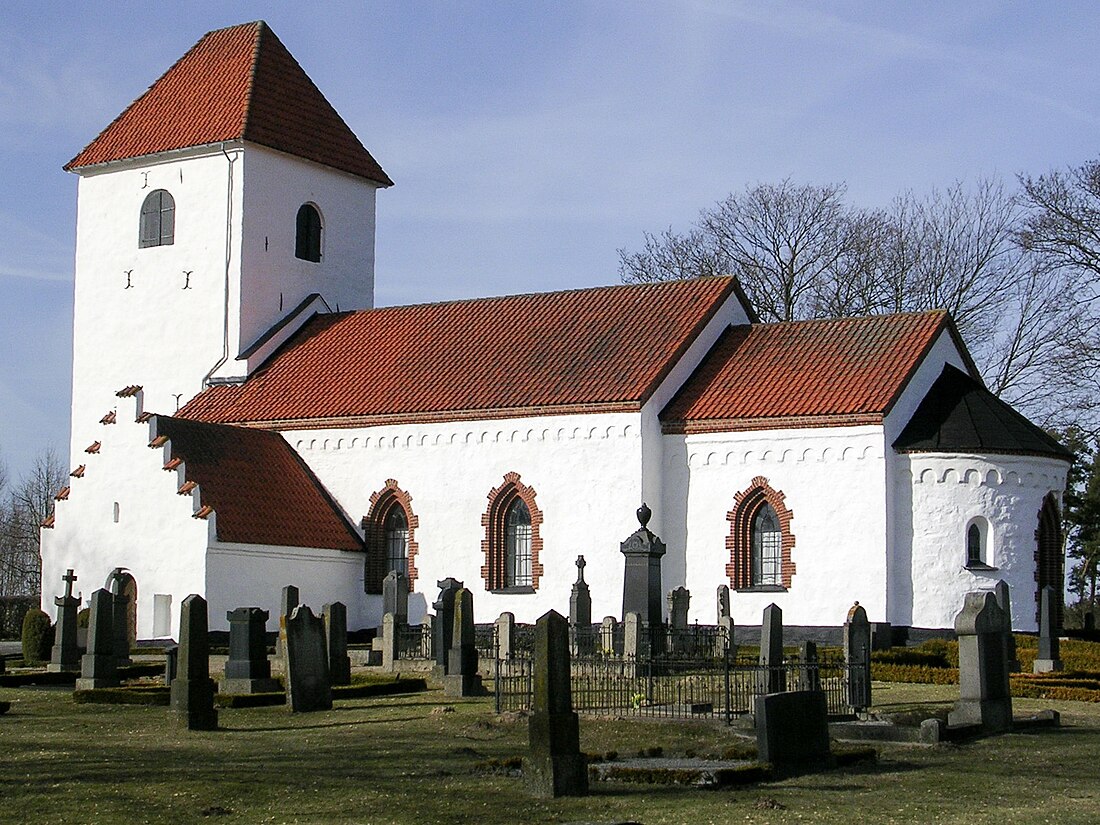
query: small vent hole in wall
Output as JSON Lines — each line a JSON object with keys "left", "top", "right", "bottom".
{"left": 113, "top": 502, "right": 120, "bottom": 523}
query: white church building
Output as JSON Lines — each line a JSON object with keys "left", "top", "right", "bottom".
{"left": 42, "top": 21, "right": 1070, "bottom": 640}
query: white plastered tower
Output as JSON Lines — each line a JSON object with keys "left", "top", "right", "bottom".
{"left": 65, "top": 21, "right": 392, "bottom": 464}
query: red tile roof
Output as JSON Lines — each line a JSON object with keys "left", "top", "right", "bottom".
{"left": 178, "top": 278, "right": 739, "bottom": 426}
{"left": 661, "top": 311, "right": 972, "bottom": 433}
{"left": 154, "top": 415, "right": 362, "bottom": 551}
{"left": 66, "top": 21, "right": 392, "bottom": 185}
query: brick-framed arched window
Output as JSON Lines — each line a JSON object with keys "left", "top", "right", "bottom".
{"left": 363, "top": 480, "right": 419, "bottom": 593}
{"left": 726, "top": 476, "right": 796, "bottom": 590}
{"left": 481, "top": 472, "right": 544, "bottom": 593}
{"left": 1035, "top": 492, "right": 1063, "bottom": 626}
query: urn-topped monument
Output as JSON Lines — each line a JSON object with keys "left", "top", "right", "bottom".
{"left": 620, "top": 503, "right": 666, "bottom": 627}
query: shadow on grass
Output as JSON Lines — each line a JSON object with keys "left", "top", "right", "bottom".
{"left": 232, "top": 715, "right": 424, "bottom": 732}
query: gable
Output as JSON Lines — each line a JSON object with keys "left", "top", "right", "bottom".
{"left": 178, "top": 277, "right": 739, "bottom": 426}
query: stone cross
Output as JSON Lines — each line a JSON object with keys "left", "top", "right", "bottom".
{"left": 222, "top": 607, "right": 280, "bottom": 694}
{"left": 285, "top": 605, "right": 333, "bottom": 712}
{"left": 323, "top": 602, "right": 352, "bottom": 686}
{"left": 948, "top": 591, "right": 1012, "bottom": 732}
{"left": 75, "top": 589, "right": 118, "bottom": 690}
{"left": 170, "top": 594, "right": 218, "bottom": 730}
{"left": 1033, "top": 585, "right": 1063, "bottom": 673}
{"left": 758, "top": 603, "right": 784, "bottom": 695}
{"left": 432, "top": 578, "right": 463, "bottom": 674}
{"left": 843, "top": 602, "right": 872, "bottom": 710}
{"left": 993, "top": 580, "right": 1020, "bottom": 672}
{"left": 620, "top": 503, "right": 665, "bottom": 628}
{"left": 525, "top": 610, "right": 588, "bottom": 798}
{"left": 443, "top": 588, "right": 483, "bottom": 697}
{"left": 49, "top": 570, "right": 82, "bottom": 673}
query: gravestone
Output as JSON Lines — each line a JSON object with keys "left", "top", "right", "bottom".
{"left": 755, "top": 690, "right": 831, "bottom": 767}
{"left": 717, "top": 584, "right": 734, "bottom": 656}
{"left": 432, "top": 578, "right": 463, "bottom": 675}
{"left": 222, "top": 607, "right": 280, "bottom": 694}
{"left": 600, "top": 616, "right": 617, "bottom": 656}
{"left": 1033, "top": 585, "right": 1063, "bottom": 673}
{"left": 170, "top": 594, "right": 218, "bottom": 730}
{"left": 869, "top": 622, "right": 893, "bottom": 651}
{"left": 164, "top": 645, "right": 178, "bottom": 685}
{"left": 758, "top": 603, "right": 784, "bottom": 694}
{"left": 525, "top": 610, "right": 588, "bottom": 797}
{"left": 277, "top": 585, "right": 299, "bottom": 659}
{"left": 382, "top": 571, "right": 409, "bottom": 625}
{"left": 569, "top": 556, "right": 592, "bottom": 654}
{"left": 285, "top": 605, "right": 333, "bottom": 712}
{"left": 76, "top": 589, "right": 119, "bottom": 690}
{"left": 623, "top": 611, "right": 643, "bottom": 660}
{"left": 49, "top": 568, "right": 81, "bottom": 672}
{"left": 668, "top": 587, "right": 690, "bottom": 629}
{"left": 948, "top": 591, "right": 1012, "bottom": 732}
{"left": 796, "top": 641, "right": 821, "bottom": 692}
{"left": 496, "top": 612, "right": 515, "bottom": 660}
{"left": 993, "top": 580, "right": 1020, "bottom": 672}
{"left": 323, "top": 602, "right": 352, "bottom": 686}
{"left": 444, "top": 588, "right": 483, "bottom": 696}
{"left": 381, "top": 613, "right": 399, "bottom": 672}
{"left": 843, "top": 602, "right": 872, "bottom": 710}
{"left": 620, "top": 503, "right": 665, "bottom": 627}
{"left": 111, "top": 590, "right": 132, "bottom": 668}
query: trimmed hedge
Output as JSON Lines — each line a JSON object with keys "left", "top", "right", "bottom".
{"left": 871, "top": 663, "right": 958, "bottom": 685}
{"left": 72, "top": 686, "right": 170, "bottom": 706}
{"left": 0, "top": 596, "right": 36, "bottom": 640}
{"left": 21, "top": 609, "right": 53, "bottom": 665}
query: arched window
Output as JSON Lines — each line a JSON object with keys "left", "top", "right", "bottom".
{"left": 139, "top": 189, "right": 175, "bottom": 248}
{"left": 482, "top": 472, "right": 543, "bottom": 592}
{"left": 1035, "top": 493, "right": 1063, "bottom": 626}
{"left": 295, "top": 203, "right": 322, "bottom": 262}
{"left": 966, "top": 523, "right": 983, "bottom": 567}
{"left": 363, "top": 481, "right": 419, "bottom": 593}
{"left": 726, "top": 477, "right": 795, "bottom": 590}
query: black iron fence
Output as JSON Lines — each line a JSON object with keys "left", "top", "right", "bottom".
{"left": 396, "top": 623, "right": 432, "bottom": 660}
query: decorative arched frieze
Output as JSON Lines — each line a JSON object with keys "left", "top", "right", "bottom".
{"left": 481, "top": 472, "right": 544, "bottom": 592}
{"left": 363, "top": 480, "right": 420, "bottom": 593}
{"left": 726, "top": 476, "right": 796, "bottom": 590}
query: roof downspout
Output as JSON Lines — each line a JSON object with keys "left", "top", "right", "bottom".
{"left": 203, "top": 143, "right": 238, "bottom": 386}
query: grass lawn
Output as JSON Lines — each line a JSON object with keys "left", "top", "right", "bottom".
{"left": 1, "top": 678, "right": 1099, "bottom": 825}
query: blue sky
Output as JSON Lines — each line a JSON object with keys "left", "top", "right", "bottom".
{"left": 1, "top": 2, "right": 1098, "bottom": 484}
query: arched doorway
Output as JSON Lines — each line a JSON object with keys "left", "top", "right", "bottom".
{"left": 1035, "top": 494, "right": 1063, "bottom": 627}
{"left": 106, "top": 568, "right": 138, "bottom": 648}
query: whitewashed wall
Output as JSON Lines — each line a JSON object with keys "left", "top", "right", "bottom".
{"left": 665, "top": 425, "right": 888, "bottom": 627}
{"left": 42, "top": 399, "right": 210, "bottom": 640}
{"left": 894, "top": 452, "right": 1068, "bottom": 631}
{"left": 288, "top": 412, "right": 645, "bottom": 625}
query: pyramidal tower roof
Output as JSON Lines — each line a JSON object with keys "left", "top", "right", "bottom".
{"left": 65, "top": 21, "right": 392, "bottom": 185}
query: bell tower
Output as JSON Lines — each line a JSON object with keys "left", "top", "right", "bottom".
{"left": 65, "top": 21, "right": 391, "bottom": 463}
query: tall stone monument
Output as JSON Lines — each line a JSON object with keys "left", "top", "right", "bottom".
{"left": 444, "top": 588, "right": 483, "bottom": 697}
{"left": 569, "top": 556, "right": 592, "bottom": 655}
{"left": 525, "top": 610, "right": 588, "bottom": 797}
{"left": 277, "top": 584, "right": 299, "bottom": 659}
{"left": 323, "top": 601, "right": 352, "bottom": 686}
{"left": 432, "top": 578, "right": 463, "bottom": 675}
{"left": 620, "top": 503, "right": 665, "bottom": 628}
{"left": 993, "top": 580, "right": 1020, "bottom": 672}
{"left": 222, "top": 607, "right": 280, "bottom": 694}
{"left": 170, "top": 594, "right": 218, "bottom": 730}
{"left": 285, "top": 605, "right": 333, "bottom": 712}
{"left": 948, "top": 591, "right": 1012, "bottom": 732}
{"left": 49, "top": 569, "right": 81, "bottom": 673}
{"left": 1033, "top": 586, "right": 1063, "bottom": 674}
{"left": 75, "top": 589, "right": 118, "bottom": 690}
{"left": 843, "top": 602, "right": 872, "bottom": 710}
{"left": 758, "top": 603, "right": 784, "bottom": 695}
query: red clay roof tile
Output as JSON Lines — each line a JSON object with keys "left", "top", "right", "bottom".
{"left": 66, "top": 21, "right": 391, "bottom": 186}
{"left": 178, "top": 278, "right": 738, "bottom": 425}
{"left": 155, "top": 415, "right": 362, "bottom": 550}
{"left": 661, "top": 311, "right": 961, "bottom": 432}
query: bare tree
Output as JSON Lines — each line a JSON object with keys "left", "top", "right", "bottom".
{"left": 0, "top": 449, "right": 66, "bottom": 597}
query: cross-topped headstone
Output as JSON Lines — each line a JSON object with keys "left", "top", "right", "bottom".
{"left": 62, "top": 569, "right": 78, "bottom": 600}
{"left": 49, "top": 569, "right": 82, "bottom": 672}
{"left": 569, "top": 555, "right": 592, "bottom": 654}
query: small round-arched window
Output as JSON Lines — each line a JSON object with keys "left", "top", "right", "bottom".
{"left": 295, "top": 203, "right": 322, "bottom": 262}
{"left": 139, "top": 189, "right": 175, "bottom": 248}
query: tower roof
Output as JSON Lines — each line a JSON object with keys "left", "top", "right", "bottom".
{"left": 65, "top": 21, "right": 392, "bottom": 185}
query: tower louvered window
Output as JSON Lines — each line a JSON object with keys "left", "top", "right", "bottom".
{"left": 139, "top": 189, "right": 175, "bottom": 248}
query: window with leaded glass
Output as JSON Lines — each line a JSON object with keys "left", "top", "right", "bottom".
{"left": 966, "top": 523, "right": 983, "bottom": 567}
{"left": 751, "top": 503, "right": 782, "bottom": 586}
{"left": 295, "top": 203, "right": 322, "bottom": 262}
{"left": 505, "top": 498, "right": 532, "bottom": 587}
{"left": 384, "top": 506, "right": 408, "bottom": 576}
{"left": 139, "top": 189, "right": 175, "bottom": 248}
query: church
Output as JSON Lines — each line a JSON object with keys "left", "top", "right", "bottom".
{"left": 41, "top": 21, "right": 1070, "bottom": 640}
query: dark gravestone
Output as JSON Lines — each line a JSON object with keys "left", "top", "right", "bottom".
{"left": 526, "top": 610, "right": 588, "bottom": 797}
{"left": 382, "top": 571, "right": 409, "bottom": 625}
{"left": 843, "top": 602, "right": 872, "bottom": 711}
{"left": 49, "top": 569, "right": 81, "bottom": 672}
{"left": 569, "top": 556, "right": 592, "bottom": 628}
{"left": 170, "top": 594, "right": 218, "bottom": 730}
{"left": 717, "top": 584, "right": 734, "bottom": 655}
{"left": 620, "top": 503, "right": 665, "bottom": 627}
{"left": 948, "top": 591, "right": 1012, "bottom": 732}
{"left": 432, "top": 578, "right": 463, "bottom": 675}
{"left": 796, "top": 641, "right": 821, "bottom": 692}
{"left": 222, "top": 608, "right": 280, "bottom": 694}
{"left": 111, "top": 591, "right": 133, "bottom": 668}
{"left": 285, "top": 605, "right": 333, "bottom": 712}
{"left": 758, "top": 603, "right": 784, "bottom": 694}
{"left": 323, "top": 602, "right": 352, "bottom": 686}
{"left": 76, "top": 589, "right": 119, "bottom": 690}
{"left": 164, "top": 645, "right": 178, "bottom": 685}
{"left": 1033, "top": 585, "right": 1063, "bottom": 673}
{"left": 277, "top": 585, "right": 299, "bottom": 659}
{"left": 755, "top": 690, "right": 831, "bottom": 767}
{"left": 993, "top": 580, "right": 1020, "bottom": 672}
{"left": 444, "top": 588, "right": 483, "bottom": 697}
{"left": 668, "top": 587, "right": 690, "bottom": 629}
